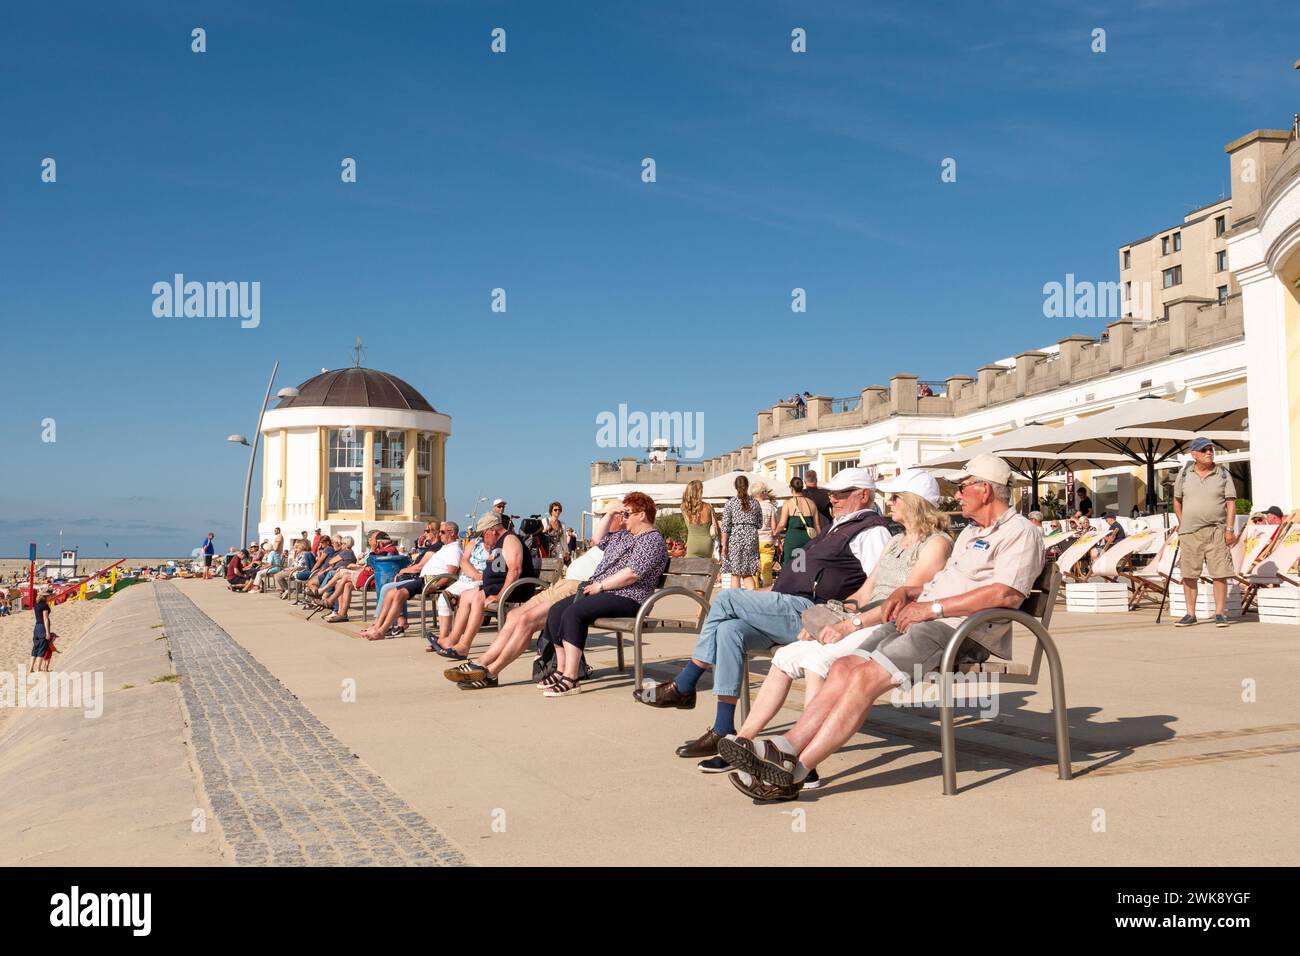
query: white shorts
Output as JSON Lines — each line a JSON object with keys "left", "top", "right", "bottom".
{"left": 437, "top": 577, "right": 482, "bottom": 616}
{"left": 771, "top": 625, "right": 886, "bottom": 681}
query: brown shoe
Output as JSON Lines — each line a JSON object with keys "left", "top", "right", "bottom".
{"left": 675, "top": 727, "right": 721, "bottom": 758}
{"left": 633, "top": 680, "right": 696, "bottom": 709}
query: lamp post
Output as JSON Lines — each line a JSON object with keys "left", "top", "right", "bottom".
{"left": 228, "top": 360, "right": 299, "bottom": 550}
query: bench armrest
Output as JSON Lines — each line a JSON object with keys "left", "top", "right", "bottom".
{"left": 421, "top": 573, "right": 459, "bottom": 596}
{"left": 634, "top": 586, "right": 711, "bottom": 637}
{"left": 496, "top": 576, "right": 547, "bottom": 608}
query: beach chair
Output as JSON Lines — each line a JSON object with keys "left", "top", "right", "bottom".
{"left": 1121, "top": 529, "right": 1179, "bottom": 610}
{"left": 588, "top": 557, "right": 719, "bottom": 682}
{"left": 742, "top": 564, "right": 1070, "bottom": 796}
{"left": 1054, "top": 529, "right": 1104, "bottom": 584}
{"left": 1087, "top": 530, "right": 1159, "bottom": 581}
{"left": 1236, "top": 525, "right": 1300, "bottom": 613}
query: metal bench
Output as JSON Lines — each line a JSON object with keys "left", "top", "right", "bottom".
{"left": 741, "top": 563, "right": 1071, "bottom": 796}
{"left": 588, "top": 557, "right": 718, "bottom": 680}
{"left": 418, "top": 557, "right": 565, "bottom": 639}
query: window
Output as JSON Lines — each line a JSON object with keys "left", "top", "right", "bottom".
{"left": 1218, "top": 285, "right": 1228, "bottom": 305}
{"left": 327, "top": 428, "right": 364, "bottom": 512}
{"left": 826, "top": 458, "right": 860, "bottom": 478}
{"left": 372, "top": 430, "right": 406, "bottom": 514}
{"left": 1122, "top": 249, "right": 1131, "bottom": 270}
{"left": 789, "top": 462, "right": 809, "bottom": 482}
{"left": 1124, "top": 280, "right": 1131, "bottom": 301}
{"left": 1161, "top": 236, "right": 1170, "bottom": 255}
{"left": 1215, "top": 215, "right": 1226, "bottom": 237}
{"left": 416, "top": 434, "right": 434, "bottom": 515}
{"left": 1216, "top": 250, "right": 1227, "bottom": 272}
{"left": 1162, "top": 265, "right": 1182, "bottom": 289}
{"left": 1172, "top": 232, "right": 1181, "bottom": 252}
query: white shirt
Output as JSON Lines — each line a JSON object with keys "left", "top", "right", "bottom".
{"left": 829, "top": 508, "right": 893, "bottom": 577}
{"left": 422, "top": 541, "right": 463, "bottom": 578}
{"left": 565, "top": 547, "right": 604, "bottom": 581}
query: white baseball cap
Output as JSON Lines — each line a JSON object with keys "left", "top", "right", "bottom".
{"left": 821, "top": 467, "right": 877, "bottom": 492}
{"left": 876, "top": 468, "right": 941, "bottom": 505}
{"left": 953, "top": 453, "right": 1013, "bottom": 487}
{"left": 493, "top": 498, "right": 506, "bottom": 506}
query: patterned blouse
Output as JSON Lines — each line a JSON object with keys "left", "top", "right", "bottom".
{"left": 457, "top": 539, "right": 489, "bottom": 584}
{"left": 591, "top": 529, "right": 670, "bottom": 604}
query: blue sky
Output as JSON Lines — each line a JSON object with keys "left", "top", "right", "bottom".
{"left": 3, "top": 0, "right": 1298, "bottom": 557}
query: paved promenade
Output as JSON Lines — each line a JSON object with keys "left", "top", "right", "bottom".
{"left": 170, "top": 578, "right": 1300, "bottom": 867}
{"left": 155, "top": 582, "right": 465, "bottom": 866}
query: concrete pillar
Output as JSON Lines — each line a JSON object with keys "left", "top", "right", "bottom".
{"left": 1015, "top": 352, "right": 1048, "bottom": 396}
{"left": 1055, "top": 335, "right": 1094, "bottom": 382}
{"left": 890, "top": 375, "right": 918, "bottom": 414}
{"left": 362, "top": 429, "right": 376, "bottom": 520}
{"left": 1105, "top": 320, "right": 1134, "bottom": 372}
{"left": 975, "top": 366, "right": 1002, "bottom": 406}
{"left": 944, "top": 375, "right": 974, "bottom": 401}
{"left": 806, "top": 394, "right": 832, "bottom": 429}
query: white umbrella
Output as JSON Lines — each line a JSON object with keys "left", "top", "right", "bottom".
{"left": 1015, "top": 387, "right": 1249, "bottom": 511}
{"left": 701, "top": 470, "right": 791, "bottom": 500}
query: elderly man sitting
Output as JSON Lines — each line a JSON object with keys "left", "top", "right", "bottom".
{"left": 715, "top": 453, "right": 1045, "bottom": 801}
{"left": 635, "top": 467, "right": 892, "bottom": 762}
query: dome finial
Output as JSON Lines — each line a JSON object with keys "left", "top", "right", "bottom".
{"left": 352, "top": 336, "right": 366, "bottom": 368}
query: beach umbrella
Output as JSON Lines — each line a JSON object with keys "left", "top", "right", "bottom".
{"left": 923, "top": 436, "right": 1129, "bottom": 510}
{"left": 700, "top": 470, "right": 791, "bottom": 500}
{"left": 1009, "top": 387, "right": 1250, "bottom": 512}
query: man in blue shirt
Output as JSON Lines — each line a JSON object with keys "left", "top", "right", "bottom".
{"left": 200, "top": 532, "right": 216, "bottom": 579}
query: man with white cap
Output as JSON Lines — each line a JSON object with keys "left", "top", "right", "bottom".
{"left": 492, "top": 498, "right": 514, "bottom": 533}
{"left": 634, "top": 466, "right": 892, "bottom": 765}
{"left": 717, "top": 453, "right": 1044, "bottom": 800}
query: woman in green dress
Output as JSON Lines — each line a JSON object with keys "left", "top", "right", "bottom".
{"left": 680, "top": 480, "right": 718, "bottom": 559}
{"left": 775, "top": 476, "right": 821, "bottom": 566}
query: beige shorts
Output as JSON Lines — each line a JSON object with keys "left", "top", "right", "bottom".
{"left": 1178, "top": 525, "right": 1235, "bottom": 580}
{"left": 517, "top": 577, "right": 580, "bottom": 612}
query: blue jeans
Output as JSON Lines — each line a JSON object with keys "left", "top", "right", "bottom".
{"left": 691, "top": 590, "right": 812, "bottom": 697}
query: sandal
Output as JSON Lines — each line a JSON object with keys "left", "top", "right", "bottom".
{"left": 536, "top": 670, "right": 563, "bottom": 689}
{"left": 542, "top": 674, "right": 581, "bottom": 698}
{"left": 324, "top": 613, "right": 348, "bottom": 623}
{"left": 436, "top": 645, "right": 467, "bottom": 660}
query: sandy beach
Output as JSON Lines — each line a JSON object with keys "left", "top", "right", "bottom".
{"left": 0, "top": 589, "right": 122, "bottom": 733}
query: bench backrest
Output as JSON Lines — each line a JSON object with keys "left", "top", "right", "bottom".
{"left": 644, "top": 557, "right": 719, "bottom": 625}
{"left": 536, "top": 557, "right": 565, "bottom": 588}
{"left": 1021, "top": 561, "right": 1062, "bottom": 629}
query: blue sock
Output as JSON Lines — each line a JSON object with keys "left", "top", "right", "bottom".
{"left": 714, "top": 701, "right": 737, "bottom": 737}
{"left": 675, "top": 661, "right": 707, "bottom": 694}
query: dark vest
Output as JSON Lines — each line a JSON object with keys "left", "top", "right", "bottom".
{"left": 481, "top": 532, "right": 537, "bottom": 598}
{"left": 775, "top": 509, "right": 890, "bottom": 603}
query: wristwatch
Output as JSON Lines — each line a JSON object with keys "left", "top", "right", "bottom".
{"left": 930, "top": 601, "right": 944, "bottom": 617}
{"left": 851, "top": 615, "right": 862, "bottom": 628}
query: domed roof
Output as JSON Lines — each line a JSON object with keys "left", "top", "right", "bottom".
{"left": 276, "top": 368, "right": 437, "bottom": 413}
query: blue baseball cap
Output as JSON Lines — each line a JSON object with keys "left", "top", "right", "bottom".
{"left": 1189, "top": 437, "right": 1214, "bottom": 452}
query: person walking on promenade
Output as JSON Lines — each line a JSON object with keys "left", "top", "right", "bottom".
{"left": 29, "top": 587, "right": 54, "bottom": 675}
{"left": 775, "top": 476, "right": 821, "bottom": 568}
{"left": 680, "top": 480, "right": 718, "bottom": 559}
{"left": 721, "top": 475, "right": 763, "bottom": 589}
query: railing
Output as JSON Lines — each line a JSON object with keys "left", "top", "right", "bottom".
{"left": 917, "top": 381, "right": 947, "bottom": 397}
{"left": 829, "top": 396, "right": 861, "bottom": 414}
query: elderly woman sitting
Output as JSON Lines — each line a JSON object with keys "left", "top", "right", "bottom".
{"left": 536, "top": 492, "right": 669, "bottom": 697}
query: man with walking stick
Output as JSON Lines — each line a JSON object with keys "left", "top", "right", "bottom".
{"left": 1171, "top": 437, "right": 1238, "bottom": 628}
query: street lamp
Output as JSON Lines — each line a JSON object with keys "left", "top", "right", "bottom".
{"left": 227, "top": 360, "right": 299, "bottom": 549}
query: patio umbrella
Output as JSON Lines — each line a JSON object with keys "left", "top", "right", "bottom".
{"left": 923, "top": 436, "right": 1129, "bottom": 510}
{"left": 1010, "top": 386, "right": 1250, "bottom": 512}
{"left": 700, "top": 470, "right": 792, "bottom": 500}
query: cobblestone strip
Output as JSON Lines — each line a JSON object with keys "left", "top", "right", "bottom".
{"left": 154, "top": 582, "right": 466, "bottom": 866}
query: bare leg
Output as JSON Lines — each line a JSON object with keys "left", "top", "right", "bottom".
{"left": 481, "top": 603, "right": 548, "bottom": 674}
{"left": 736, "top": 668, "right": 794, "bottom": 738}
{"left": 1182, "top": 581, "right": 1199, "bottom": 617}
{"left": 1213, "top": 578, "right": 1227, "bottom": 616}
{"left": 335, "top": 580, "right": 353, "bottom": 617}
{"left": 791, "top": 657, "right": 893, "bottom": 771}
{"left": 453, "top": 591, "right": 488, "bottom": 654}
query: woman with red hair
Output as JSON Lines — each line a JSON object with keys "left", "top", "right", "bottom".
{"left": 537, "top": 492, "right": 669, "bottom": 697}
